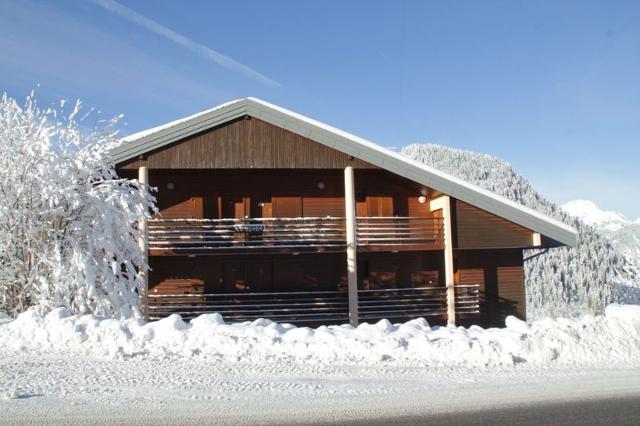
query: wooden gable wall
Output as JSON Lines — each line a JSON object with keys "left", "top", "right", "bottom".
{"left": 455, "top": 249, "right": 526, "bottom": 324}
{"left": 454, "top": 200, "right": 534, "bottom": 249}
{"left": 118, "top": 117, "right": 376, "bottom": 170}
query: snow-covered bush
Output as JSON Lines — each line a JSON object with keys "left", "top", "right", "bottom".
{"left": 0, "top": 92, "right": 155, "bottom": 318}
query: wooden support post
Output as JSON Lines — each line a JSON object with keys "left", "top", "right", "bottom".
{"left": 344, "top": 165, "right": 359, "bottom": 326}
{"left": 430, "top": 196, "right": 456, "bottom": 326}
{"left": 138, "top": 165, "right": 149, "bottom": 321}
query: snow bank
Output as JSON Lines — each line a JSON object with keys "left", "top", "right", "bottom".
{"left": 1, "top": 306, "right": 640, "bottom": 368}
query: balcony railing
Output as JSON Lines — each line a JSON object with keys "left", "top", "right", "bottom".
{"left": 148, "top": 216, "right": 444, "bottom": 254}
{"left": 358, "top": 287, "right": 448, "bottom": 321}
{"left": 148, "top": 217, "right": 347, "bottom": 253}
{"left": 147, "top": 286, "right": 452, "bottom": 323}
{"left": 356, "top": 216, "right": 444, "bottom": 250}
{"left": 455, "top": 284, "right": 481, "bottom": 316}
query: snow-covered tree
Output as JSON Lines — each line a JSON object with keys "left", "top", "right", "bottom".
{"left": 0, "top": 92, "right": 155, "bottom": 318}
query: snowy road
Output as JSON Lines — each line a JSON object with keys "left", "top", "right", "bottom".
{"left": 1, "top": 353, "right": 640, "bottom": 425}
{"left": 339, "top": 396, "right": 640, "bottom": 425}
{"left": 2, "top": 305, "right": 640, "bottom": 424}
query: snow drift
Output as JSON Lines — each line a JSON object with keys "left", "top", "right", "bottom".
{"left": 1, "top": 306, "right": 639, "bottom": 368}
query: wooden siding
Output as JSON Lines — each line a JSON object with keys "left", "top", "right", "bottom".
{"left": 455, "top": 249, "right": 525, "bottom": 325}
{"left": 149, "top": 257, "right": 222, "bottom": 294}
{"left": 145, "top": 170, "right": 436, "bottom": 222}
{"left": 359, "top": 195, "right": 393, "bottom": 217}
{"left": 272, "top": 196, "right": 303, "bottom": 217}
{"left": 361, "top": 251, "right": 444, "bottom": 290}
{"left": 454, "top": 200, "right": 534, "bottom": 249}
{"left": 302, "top": 196, "right": 344, "bottom": 217}
{"left": 118, "top": 117, "right": 376, "bottom": 170}
{"left": 157, "top": 196, "right": 203, "bottom": 219}
{"left": 149, "top": 254, "right": 345, "bottom": 294}
{"left": 497, "top": 266, "right": 525, "bottom": 319}
{"left": 149, "top": 251, "right": 444, "bottom": 294}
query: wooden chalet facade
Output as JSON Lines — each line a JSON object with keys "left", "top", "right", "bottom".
{"left": 113, "top": 98, "right": 577, "bottom": 327}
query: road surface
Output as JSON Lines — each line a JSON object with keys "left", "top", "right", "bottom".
{"left": 1, "top": 353, "right": 639, "bottom": 425}
{"left": 339, "top": 395, "right": 640, "bottom": 425}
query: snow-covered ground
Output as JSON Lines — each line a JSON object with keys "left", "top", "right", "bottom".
{"left": 1, "top": 306, "right": 640, "bottom": 424}
{"left": 2, "top": 354, "right": 640, "bottom": 425}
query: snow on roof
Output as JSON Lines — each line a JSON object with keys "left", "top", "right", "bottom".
{"left": 122, "top": 99, "right": 242, "bottom": 143}
{"left": 111, "top": 98, "right": 578, "bottom": 246}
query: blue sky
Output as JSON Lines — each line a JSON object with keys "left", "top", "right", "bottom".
{"left": 1, "top": 0, "right": 639, "bottom": 218}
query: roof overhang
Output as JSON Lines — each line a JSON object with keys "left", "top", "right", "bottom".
{"left": 111, "top": 98, "right": 578, "bottom": 247}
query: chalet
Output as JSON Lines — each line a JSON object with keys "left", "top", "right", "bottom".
{"left": 112, "top": 98, "right": 577, "bottom": 327}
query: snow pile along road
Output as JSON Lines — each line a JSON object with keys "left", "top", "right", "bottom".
{"left": 1, "top": 305, "right": 639, "bottom": 368}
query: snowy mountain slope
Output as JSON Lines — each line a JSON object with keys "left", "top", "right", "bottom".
{"left": 402, "top": 144, "right": 640, "bottom": 319}
{"left": 562, "top": 200, "right": 629, "bottom": 228}
{"left": 562, "top": 200, "right": 640, "bottom": 263}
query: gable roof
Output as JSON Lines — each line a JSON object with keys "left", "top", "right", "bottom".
{"left": 112, "top": 97, "right": 577, "bottom": 247}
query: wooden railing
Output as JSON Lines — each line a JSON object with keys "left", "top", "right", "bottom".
{"left": 356, "top": 217, "right": 444, "bottom": 249}
{"left": 455, "top": 284, "right": 481, "bottom": 316}
{"left": 147, "top": 287, "right": 452, "bottom": 323}
{"left": 148, "top": 290, "right": 349, "bottom": 323}
{"left": 148, "top": 217, "right": 347, "bottom": 253}
{"left": 358, "top": 287, "right": 448, "bottom": 321}
{"left": 148, "top": 216, "right": 444, "bottom": 254}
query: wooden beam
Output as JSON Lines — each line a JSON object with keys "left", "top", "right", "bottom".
{"left": 138, "top": 165, "right": 149, "bottom": 321}
{"left": 532, "top": 232, "right": 542, "bottom": 247}
{"left": 430, "top": 196, "right": 456, "bottom": 326}
{"left": 344, "top": 165, "right": 359, "bottom": 326}
{"left": 148, "top": 246, "right": 349, "bottom": 256}
{"left": 357, "top": 244, "right": 445, "bottom": 252}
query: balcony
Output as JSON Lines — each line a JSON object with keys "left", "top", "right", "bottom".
{"left": 148, "top": 216, "right": 444, "bottom": 255}
{"left": 355, "top": 216, "right": 444, "bottom": 251}
{"left": 147, "top": 285, "right": 480, "bottom": 323}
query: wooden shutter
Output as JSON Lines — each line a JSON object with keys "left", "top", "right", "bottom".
{"left": 302, "top": 196, "right": 345, "bottom": 217}
{"left": 158, "top": 196, "right": 203, "bottom": 219}
{"left": 366, "top": 195, "right": 393, "bottom": 216}
{"left": 272, "top": 196, "right": 302, "bottom": 217}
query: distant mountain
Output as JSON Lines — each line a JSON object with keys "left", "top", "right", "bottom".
{"left": 563, "top": 200, "right": 632, "bottom": 232}
{"left": 562, "top": 200, "right": 640, "bottom": 268}
{"left": 402, "top": 143, "right": 640, "bottom": 319}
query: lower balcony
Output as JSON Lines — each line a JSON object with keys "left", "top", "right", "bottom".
{"left": 147, "top": 284, "right": 480, "bottom": 324}
{"left": 148, "top": 216, "right": 444, "bottom": 255}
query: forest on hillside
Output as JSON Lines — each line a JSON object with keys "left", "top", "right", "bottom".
{"left": 403, "top": 144, "right": 640, "bottom": 318}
